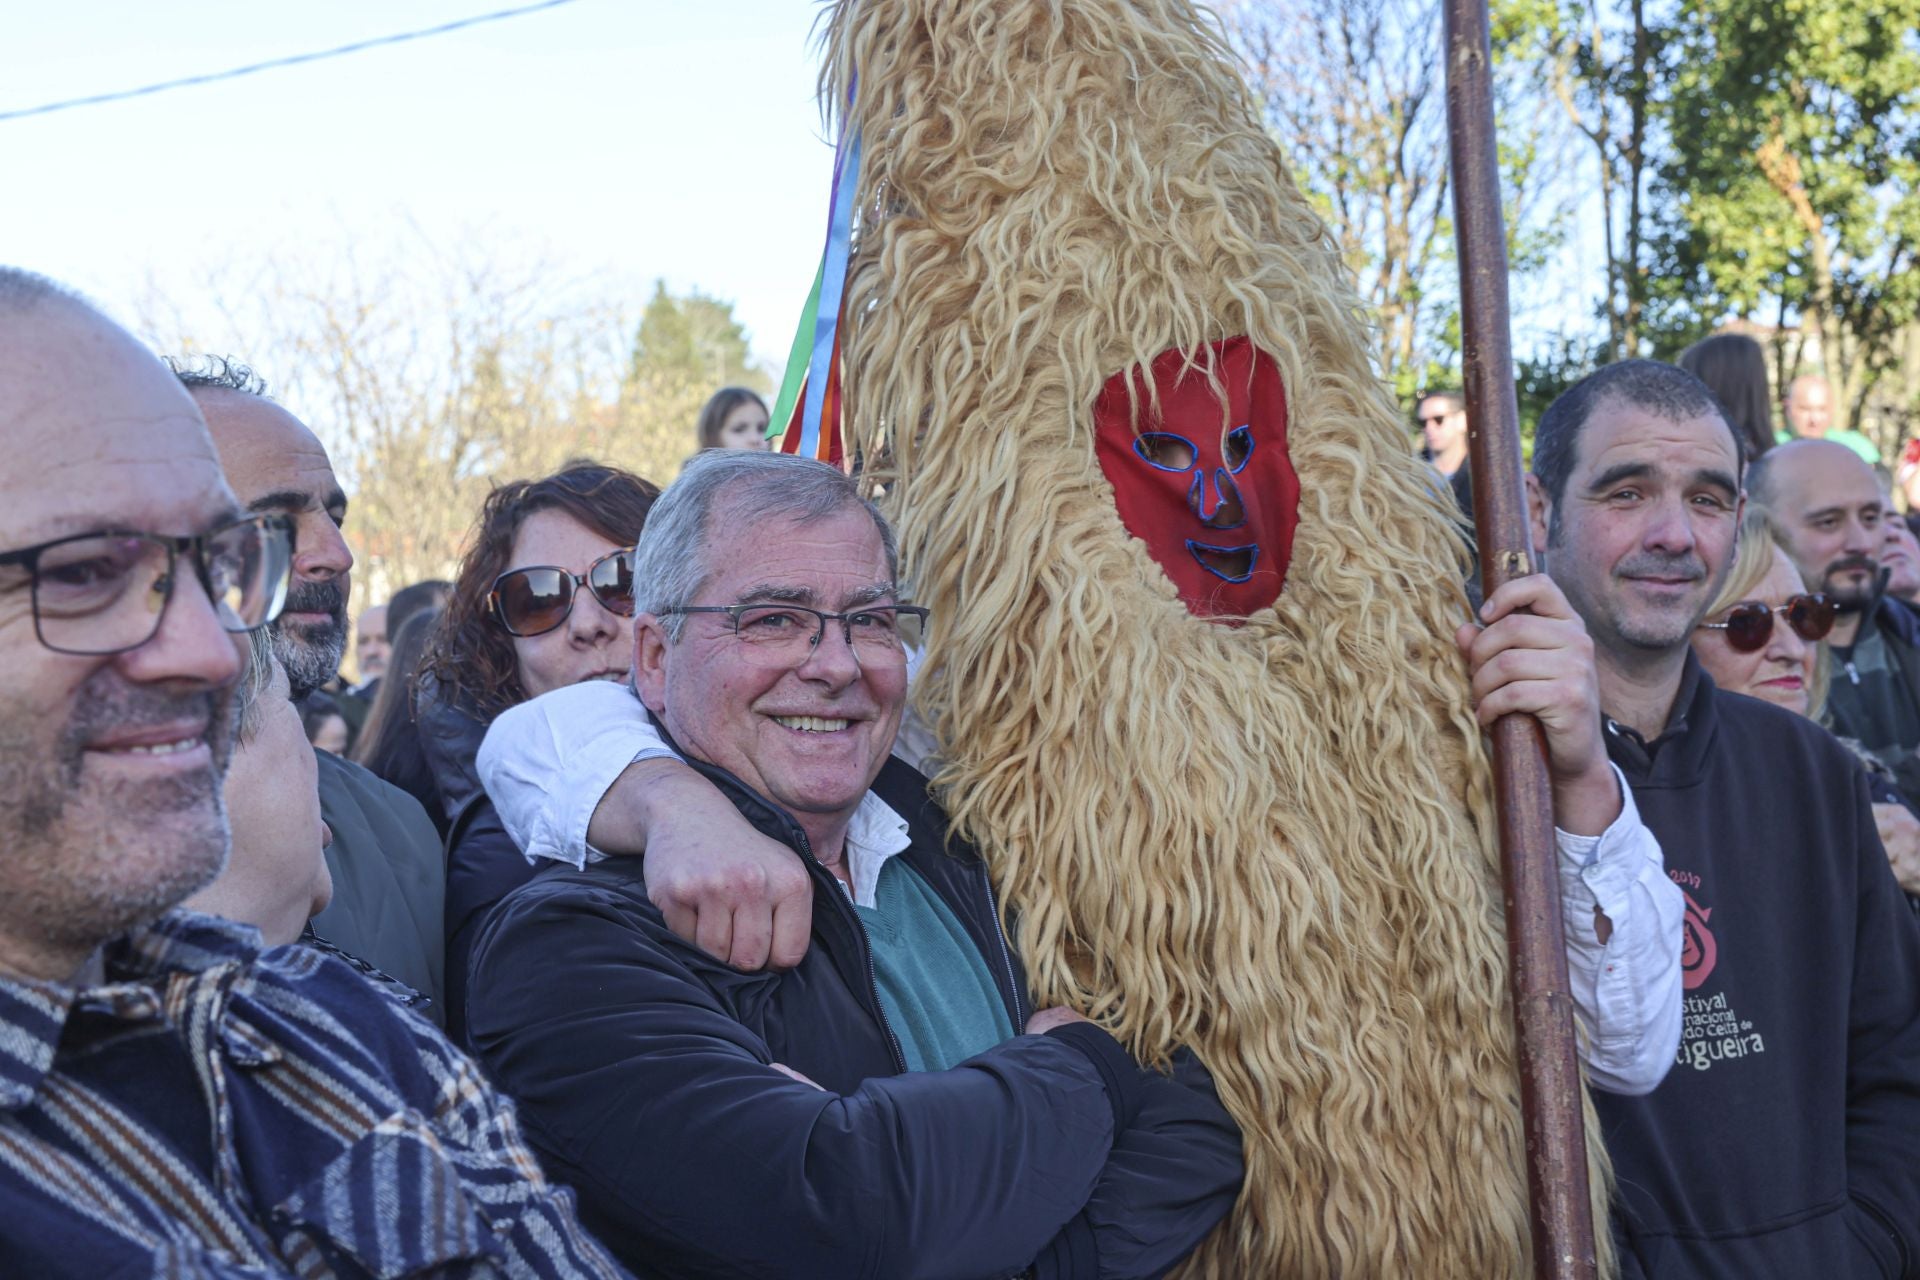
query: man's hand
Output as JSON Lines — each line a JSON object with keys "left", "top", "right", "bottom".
{"left": 1874, "top": 802, "right": 1920, "bottom": 895}
{"left": 1455, "top": 573, "right": 1621, "bottom": 837}
{"left": 590, "top": 758, "right": 813, "bottom": 971}
{"left": 1026, "top": 1007, "right": 1094, "bottom": 1035}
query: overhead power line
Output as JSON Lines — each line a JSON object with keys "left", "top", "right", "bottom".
{"left": 0, "top": 0, "right": 584, "bottom": 124}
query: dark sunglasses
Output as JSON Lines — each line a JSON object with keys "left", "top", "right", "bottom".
{"left": 487, "top": 548, "right": 636, "bottom": 637}
{"left": 1696, "top": 592, "right": 1836, "bottom": 653}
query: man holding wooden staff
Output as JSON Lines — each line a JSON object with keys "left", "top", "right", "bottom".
{"left": 1522, "top": 359, "right": 1920, "bottom": 1276}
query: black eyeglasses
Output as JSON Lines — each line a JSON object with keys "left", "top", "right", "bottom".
{"left": 1696, "top": 592, "right": 1836, "bottom": 652}
{"left": 0, "top": 513, "right": 293, "bottom": 656}
{"left": 661, "top": 603, "right": 928, "bottom": 669}
{"left": 488, "top": 548, "right": 636, "bottom": 637}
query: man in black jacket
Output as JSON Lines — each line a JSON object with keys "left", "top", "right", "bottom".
{"left": 1526, "top": 360, "right": 1920, "bottom": 1277}
{"left": 465, "top": 450, "right": 1244, "bottom": 1280}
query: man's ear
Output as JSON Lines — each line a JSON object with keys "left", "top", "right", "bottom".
{"left": 632, "top": 614, "right": 670, "bottom": 716}
{"left": 1525, "top": 473, "right": 1551, "bottom": 563}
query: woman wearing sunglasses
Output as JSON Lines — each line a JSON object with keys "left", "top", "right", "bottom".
{"left": 415, "top": 460, "right": 659, "bottom": 1043}
{"left": 418, "top": 461, "right": 660, "bottom": 820}
{"left": 1692, "top": 507, "right": 1920, "bottom": 902}
{"left": 1690, "top": 506, "right": 1836, "bottom": 717}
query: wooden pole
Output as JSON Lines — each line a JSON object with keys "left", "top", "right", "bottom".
{"left": 1441, "top": 1, "right": 1599, "bottom": 1277}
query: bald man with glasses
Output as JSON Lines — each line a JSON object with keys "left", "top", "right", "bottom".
{"left": 0, "top": 268, "right": 628, "bottom": 1279}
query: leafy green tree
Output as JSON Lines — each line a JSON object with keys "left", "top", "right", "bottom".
{"left": 1652, "top": 0, "right": 1920, "bottom": 451}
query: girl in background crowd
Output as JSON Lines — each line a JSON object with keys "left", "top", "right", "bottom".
{"left": 1678, "top": 333, "right": 1775, "bottom": 463}
{"left": 352, "top": 605, "right": 448, "bottom": 831}
{"left": 696, "top": 385, "right": 771, "bottom": 450}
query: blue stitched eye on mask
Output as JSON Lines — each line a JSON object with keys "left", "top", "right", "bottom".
{"left": 1134, "top": 431, "right": 1198, "bottom": 471}
{"left": 1132, "top": 427, "right": 1254, "bottom": 474}
{"left": 1224, "top": 425, "right": 1253, "bottom": 473}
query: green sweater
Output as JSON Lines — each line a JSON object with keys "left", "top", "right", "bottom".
{"left": 854, "top": 857, "right": 1017, "bottom": 1071}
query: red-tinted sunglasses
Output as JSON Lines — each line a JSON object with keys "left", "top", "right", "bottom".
{"left": 487, "top": 548, "right": 636, "bottom": 637}
{"left": 1696, "top": 592, "right": 1836, "bottom": 653}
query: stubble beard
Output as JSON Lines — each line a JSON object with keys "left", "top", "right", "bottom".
{"left": 0, "top": 672, "right": 236, "bottom": 970}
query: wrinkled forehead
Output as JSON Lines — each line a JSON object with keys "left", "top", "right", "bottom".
{"left": 704, "top": 505, "right": 894, "bottom": 600}
{"left": 1576, "top": 400, "right": 1742, "bottom": 482}
{"left": 0, "top": 302, "right": 236, "bottom": 546}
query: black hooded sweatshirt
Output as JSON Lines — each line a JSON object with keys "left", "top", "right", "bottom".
{"left": 1593, "top": 655, "right": 1920, "bottom": 1279}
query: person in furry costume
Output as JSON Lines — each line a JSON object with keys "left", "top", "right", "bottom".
{"left": 818, "top": 1, "right": 1617, "bottom": 1274}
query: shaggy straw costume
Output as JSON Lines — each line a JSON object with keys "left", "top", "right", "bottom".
{"left": 822, "top": 1, "right": 1614, "bottom": 1275}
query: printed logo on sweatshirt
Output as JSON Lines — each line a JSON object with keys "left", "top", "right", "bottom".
{"left": 1669, "top": 870, "right": 1767, "bottom": 1072}
{"left": 1679, "top": 889, "right": 1717, "bottom": 990}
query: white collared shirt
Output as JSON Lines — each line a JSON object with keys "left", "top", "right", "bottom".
{"left": 477, "top": 679, "right": 1682, "bottom": 1094}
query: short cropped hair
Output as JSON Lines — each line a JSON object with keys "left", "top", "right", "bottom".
{"left": 1533, "top": 360, "right": 1742, "bottom": 530}
{"left": 633, "top": 451, "right": 898, "bottom": 640}
{"left": 166, "top": 355, "right": 270, "bottom": 399}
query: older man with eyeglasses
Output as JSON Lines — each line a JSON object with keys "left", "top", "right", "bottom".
{"left": 0, "top": 267, "right": 631, "bottom": 1279}
{"left": 463, "top": 450, "right": 1245, "bottom": 1280}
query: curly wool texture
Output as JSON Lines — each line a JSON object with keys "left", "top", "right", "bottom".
{"left": 823, "top": 1, "right": 1614, "bottom": 1275}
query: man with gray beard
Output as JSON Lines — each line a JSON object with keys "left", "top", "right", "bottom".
{"left": 172, "top": 357, "right": 446, "bottom": 1020}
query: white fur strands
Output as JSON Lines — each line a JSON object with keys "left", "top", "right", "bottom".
{"left": 823, "top": 0, "right": 1615, "bottom": 1275}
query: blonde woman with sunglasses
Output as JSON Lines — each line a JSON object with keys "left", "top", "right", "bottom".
{"left": 1692, "top": 506, "right": 1920, "bottom": 897}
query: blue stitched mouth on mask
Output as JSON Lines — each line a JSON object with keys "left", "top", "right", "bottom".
{"left": 1187, "top": 540, "right": 1259, "bottom": 583}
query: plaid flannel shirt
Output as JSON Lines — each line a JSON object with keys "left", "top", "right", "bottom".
{"left": 0, "top": 908, "right": 631, "bottom": 1280}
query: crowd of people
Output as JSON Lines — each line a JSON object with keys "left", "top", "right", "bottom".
{"left": 2, "top": 255, "right": 1917, "bottom": 1280}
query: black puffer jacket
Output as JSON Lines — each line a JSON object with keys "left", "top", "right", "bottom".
{"left": 463, "top": 752, "right": 1243, "bottom": 1280}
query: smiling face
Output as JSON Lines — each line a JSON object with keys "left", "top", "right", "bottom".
{"left": 197, "top": 390, "right": 353, "bottom": 698}
{"left": 1533, "top": 396, "right": 1743, "bottom": 671}
{"left": 633, "top": 505, "right": 906, "bottom": 855}
{"left": 717, "top": 399, "right": 771, "bottom": 450}
{"left": 0, "top": 293, "right": 247, "bottom": 980}
{"left": 1690, "top": 547, "right": 1817, "bottom": 716}
{"left": 505, "top": 509, "right": 635, "bottom": 699}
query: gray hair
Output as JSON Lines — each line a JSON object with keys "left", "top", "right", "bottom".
{"left": 166, "top": 355, "right": 271, "bottom": 399}
{"left": 632, "top": 451, "right": 898, "bottom": 640}
{"left": 232, "top": 626, "right": 280, "bottom": 745}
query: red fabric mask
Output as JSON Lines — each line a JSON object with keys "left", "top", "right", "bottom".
{"left": 1093, "top": 337, "right": 1300, "bottom": 618}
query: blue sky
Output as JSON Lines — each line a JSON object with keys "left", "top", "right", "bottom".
{"left": 0, "top": 0, "right": 834, "bottom": 367}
